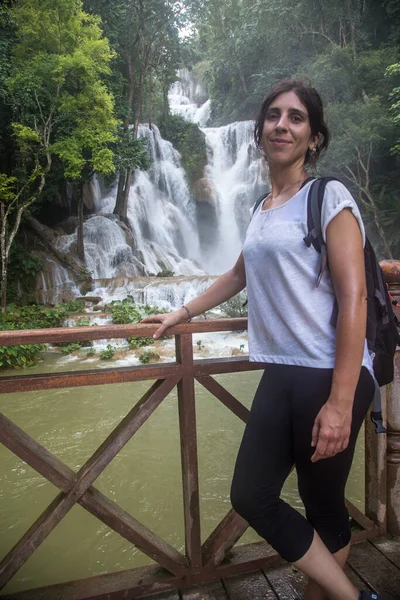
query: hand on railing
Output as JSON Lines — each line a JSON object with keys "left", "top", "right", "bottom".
{"left": 141, "top": 307, "right": 189, "bottom": 340}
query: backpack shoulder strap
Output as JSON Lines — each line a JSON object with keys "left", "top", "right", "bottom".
{"left": 303, "top": 176, "right": 342, "bottom": 287}
{"left": 252, "top": 192, "right": 269, "bottom": 216}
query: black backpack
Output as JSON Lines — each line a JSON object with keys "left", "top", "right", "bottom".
{"left": 252, "top": 177, "right": 400, "bottom": 432}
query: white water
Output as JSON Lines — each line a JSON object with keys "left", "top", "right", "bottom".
{"left": 48, "top": 124, "right": 205, "bottom": 297}
{"left": 168, "top": 68, "right": 210, "bottom": 126}
{"left": 39, "top": 69, "right": 268, "bottom": 306}
{"left": 201, "top": 122, "right": 266, "bottom": 271}
{"left": 89, "top": 275, "right": 218, "bottom": 309}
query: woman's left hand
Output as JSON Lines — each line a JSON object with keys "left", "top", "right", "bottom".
{"left": 311, "top": 400, "right": 352, "bottom": 462}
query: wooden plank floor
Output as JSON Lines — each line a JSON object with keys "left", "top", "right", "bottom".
{"left": 139, "top": 536, "right": 400, "bottom": 600}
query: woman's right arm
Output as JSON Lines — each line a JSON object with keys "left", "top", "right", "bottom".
{"left": 141, "top": 253, "right": 246, "bottom": 339}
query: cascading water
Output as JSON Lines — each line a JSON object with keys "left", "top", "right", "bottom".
{"left": 82, "top": 123, "right": 204, "bottom": 278}
{"left": 169, "top": 70, "right": 267, "bottom": 273}
{"left": 200, "top": 122, "right": 266, "bottom": 272}
{"left": 39, "top": 68, "right": 267, "bottom": 307}
{"left": 42, "top": 124, "right": 205, "bottom": 303}
{"left": 168, "top": 68, "right": 210, "bottom": 126}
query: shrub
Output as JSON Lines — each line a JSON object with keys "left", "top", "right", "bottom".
{"left": 127, "top": 336, "right": 153, "bottom": 349}
{"left": 0, "top": 305, "right": 66, "bottom": 329}
{"left": 100, "top": 344, "right": 116, "bottom": 360}
{"left": 220, "top": 292, "right": 248, "bottom": 318}
{"left": 0, "top": 343, "right": 44, "bottom": 369}
{"left": 76, "top": 318, "right": 92, "bottom": 327}
{"left": 108, "top": 296, "right": 165, "bottom": 324}
{"left": 158, "top": 113, "right": 207, "bottom": 186}
{"left": 156, "top": 269, "right": 175, "bottom": 277}
{"left": 7, "top": 239, "right": 43, "bottom": 303}
{"left": 60, "top": 343, "right": 84, "bottom": 355}
{"left": 0, "top": 300, "right": 87, "bottom": 370}
{"left": 139, "top": 350, "right": 160, "bottom": 364}
{"left": 60, "top": 299, "right": 85, "bottom": 313}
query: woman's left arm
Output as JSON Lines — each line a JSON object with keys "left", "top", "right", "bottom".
{"left": 311, "top": 207, "right": 367, "bottom": 462}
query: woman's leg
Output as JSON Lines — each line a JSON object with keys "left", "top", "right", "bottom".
{"left": 231, "top": 364, "right": 314, "bottom": 563}
{"left": 292, "top": 366, "right": 375, "bottom": 600}
{"left": 303, "top": 542, "right": 351, "bottom": 600}
{"left": 294, "top": 533, "right": 357, "bottom": 600}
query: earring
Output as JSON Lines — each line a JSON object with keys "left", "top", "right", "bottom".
{"left": 311, "top": 147, "right": 317, "bottom": 154}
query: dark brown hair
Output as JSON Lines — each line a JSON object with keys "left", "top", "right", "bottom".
{"left": 254, "top": 80, "right": 330, "bottom": 167}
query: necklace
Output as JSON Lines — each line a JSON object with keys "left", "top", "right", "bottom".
{"left": 263, "top": 176, "right": 308, "bottom": 209}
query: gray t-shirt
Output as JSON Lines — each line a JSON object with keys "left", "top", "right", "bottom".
{"left": 243, "top": 179, "right": 373, "bottom": 372}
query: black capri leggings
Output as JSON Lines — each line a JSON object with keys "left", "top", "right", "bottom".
{"left": 230, "top": 364, "right": 375, "bottom": 563}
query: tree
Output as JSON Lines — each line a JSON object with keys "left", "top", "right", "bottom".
{"left": 0, "top": 125, "right": 51, "bottom": 311}
{"left": 112, "top": 0, "right": 185, "bottom": 222}
{"left": 385, "top": 63, "right": 400, "bottom": 155}
{"left": 322, "top": 98, "right": 396, "bottom": 258}
{"left": 0, "top": 0, "right": 117, "bottom": 308}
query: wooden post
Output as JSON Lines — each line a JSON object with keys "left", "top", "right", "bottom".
{"left": 387, "top": 350, "right": 400, "bottom": 534}
{"left": 175, "top": 333, "right": 202, "bottom": 571}
{"left": 365, "top": 384, "right": 387, "bottom": 533}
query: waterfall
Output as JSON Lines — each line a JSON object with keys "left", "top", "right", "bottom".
{"left": 89, "top": 275, "right": 218, "bottom": 311}
{"left": 201, "top": 122, "right": 266, "bottom": 272}
{"left": 37, "top": 70, "right": 267, "bottom": 306}
{"left": 169, "top": 69, "right": 267, "bottom": 272}
{"left": 42, "top": 124, "right": 204, "bottom": 300}
{"left": 168, "top": 68, "right": 210, "bottom": 126}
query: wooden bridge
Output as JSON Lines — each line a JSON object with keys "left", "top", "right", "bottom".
{"left": 0, "top": 307, "right": 399, "bottom": 599}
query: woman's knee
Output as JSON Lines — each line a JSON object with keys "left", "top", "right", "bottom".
{"left": 230, "top": 478, "right": 277, "bottom": 523}
{"left": 230, "top": 479, "right": 254, "bottom": 520}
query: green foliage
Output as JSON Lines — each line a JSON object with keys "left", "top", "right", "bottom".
{"left": 108, "top": 295, "right": 166, "bottom": 324}
{"left": 100, "top": 343, "right": 115, "bottom": 359}
{"left": 220, "top": 292, "right": 248, "bottom": 318}
{"left": 112, "top": 130, "right": 151, "bottom": 173}
{"left": 158, "top": 113, "right": 207, "bottom": 185}
{"left": 7, "top": 239, "right": 42, "bottom": 302}
{"left": 192, "top": 0, "right": 400, "bottom": 124}
{"left": 0, "top": 299, "right": 86, "bottom": 369}
{"left": 60, "top": 298, "right": 85, "bottom": 313}
{"left": 60, "top": 342, "right": 85, "bottom": 354}
{"left": 7, "top": 0, "right": 118, "bottom": 182}
{"left": 0, "top": 343, "right": 44, "bottom": 369}
{"left": 156, "top": 269, "right": 175, "bottom": 277}
{"left": 0, "top": 305, "right": 66, "bottom": 330}
{"left": 138, "top": 349, "right": 160, "bottom": 364}
{"left": 0, "top": 174, "right": 17, "bottom": 204}
{"left": 127, "top": 337, "right": 153, "bottom": 349}
{"left": 386, "top": 63, "right": 400, "bottom": 154}
{"left": 76, "top": 317, "right": 91, "bottom": 326}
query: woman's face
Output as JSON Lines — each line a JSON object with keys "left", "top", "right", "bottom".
{"left": 261, "top": 91, "right": 317, "bottom": 167}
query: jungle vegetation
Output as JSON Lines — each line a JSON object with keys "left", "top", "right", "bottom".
{"left": 0, "top": 0, "right": 399, "bottom": 309}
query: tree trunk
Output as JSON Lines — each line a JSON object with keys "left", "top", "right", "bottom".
{"left": 133, "top": 64, "right": 146, "bottom": 136}
{"left": 1, "top": 259, "right": 7, "bottom": 313}
{"left": 371, "top": 206, "right": 393, "bottom": 259}
{"left": 0, "top": 206, "right": 7, "bottom": 311}
{"left": 149, "top": 69, "right": 153, "bottom": 129}
{"left": 77, "top": 189, "right": 85, "bottom": 262}
{"left": 114, "top": 169, "right": 131, "bottom": 223}
{"left": 114, "top": 169, "right": 126, "bottom": 217}
{"left": 162, "top": 79, "right": 169, "bottom": 122}
{"left": 114, "top": 50, "right": 136, "bottom": 221}
{"left": 25, "top": 215, "right": 90, "bottom": 280}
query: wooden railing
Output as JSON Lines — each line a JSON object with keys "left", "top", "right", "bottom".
{"left": 0, "top": 317, "right": 395, "bottom": 600}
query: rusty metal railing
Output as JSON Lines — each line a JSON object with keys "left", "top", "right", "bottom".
{"left": 0, "top": 317, "right": 388, "bottom": 599}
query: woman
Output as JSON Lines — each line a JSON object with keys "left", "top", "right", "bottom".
{"left": 142, "top": 80, "right": 384, "bottom": 600}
